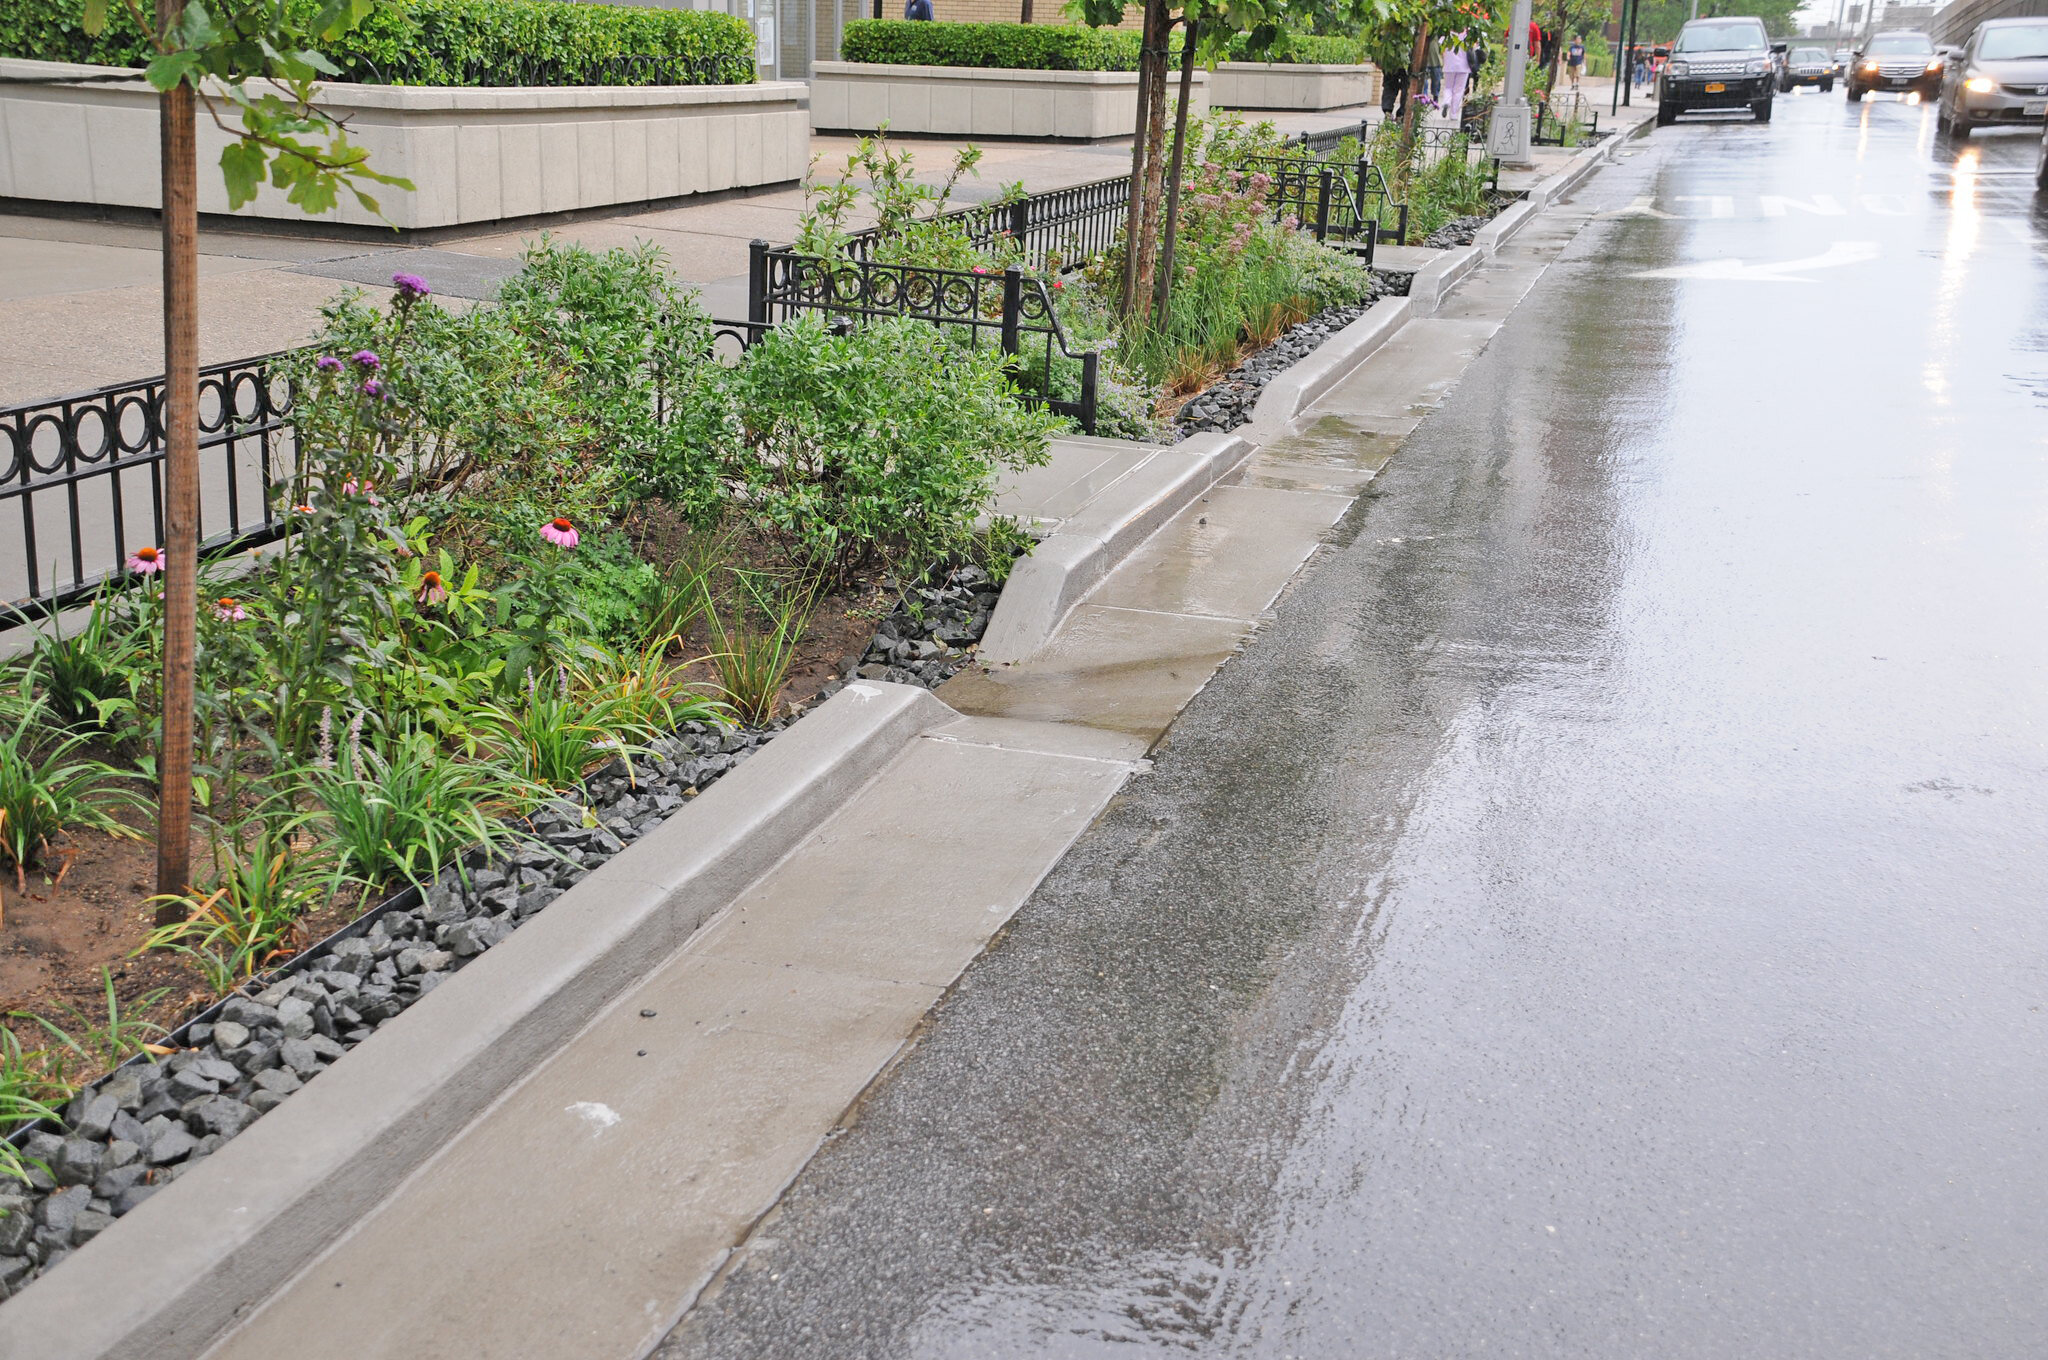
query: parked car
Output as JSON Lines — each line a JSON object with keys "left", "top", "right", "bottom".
{"left": 1936, "top": 16, "right": 2048, "bottom": 136}
{"left": 1657, "top": 17, "right": 1783, "bottom": 124}
{"left": 1780, "top": 46, "right": 1836, "bottom": 91}
{"left": 1846, "top": 30, "right": 1943, "bottom": 102}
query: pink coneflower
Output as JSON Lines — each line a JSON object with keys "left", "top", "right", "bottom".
{"left": 292, "top": 503, "right": 315, "bottom": 516}
{"left": 341, "top": 478, "right": 380, "bottom": 503}
{"left": 127, "top": 545, "right": 164, "bottom": 575}
{"left": 540, "top": 516, "right": 579, "bottom": 549}
{"left": 972, "top": 266, "right": 989, "bottom": 275}
{"left": 416, "top": 570, "right": 447, "bottom": 606}
{"left": 212, "top": 596, "right": 246, "bottom": 622}
{"left": 352, "top": 350, "right": 380, "bottom": 370}
{"left": 315, "top": 355, "right": 343, "bottom": 373}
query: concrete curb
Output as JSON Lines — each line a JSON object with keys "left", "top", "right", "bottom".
{"left": 1478, "top": 121, "right": 1638, "bottom": 255}
{"left": 0, "top": 681, "right": 955, "bottom": 1360}
{"left": 1405, "top": 243, "right": 1485, "bottom": 315}
{"left": 977, "top": 430, "right": 1254, "bottom": 665}
{"left": 1246, "top": 295, "right": 1414, "bottom": 435}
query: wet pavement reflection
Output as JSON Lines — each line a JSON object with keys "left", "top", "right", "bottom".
{"left": 660, "top": 94, "right": 2048, "bottom": 1358}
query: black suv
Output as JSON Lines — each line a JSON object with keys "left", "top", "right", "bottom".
{"left": 1846, "top": 30, "right": 1943, "bottom": 101}
{"left": 1657, "top": 17, "right": 1785, "bottom": 124}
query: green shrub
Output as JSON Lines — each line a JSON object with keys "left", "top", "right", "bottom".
{"left": 1223, "top": 34, "right": 1370, "bottom": 64}
{"left": 0, "top": 0, "right": 755, "bottom": 87}
{"left": 841, "top": 20, "right": 1150, "bottom": 71}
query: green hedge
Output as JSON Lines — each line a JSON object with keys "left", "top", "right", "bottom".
{"left": 0, "top": 0, "right": 756, "bottom": 87}
{"left": 1225, "top": 35, "right": 1369, "bottom": 65}
{"left": 840, "top": 20, "right": 1146, "bottom": 72}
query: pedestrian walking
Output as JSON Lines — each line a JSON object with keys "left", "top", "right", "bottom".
{"left": 1424, "top": 32, "right": 1444, "bottom": 107}
{"left": 1567, "top": 36, "right": 1584, "bottom": 87}
{"left": 1381, "top": 64, "right": 1410, "bottom": 117}
{"left": 1441, "top": 36, "right": 1472, "bottom": 127}
{"left": 903, "top": 0, "right": 933, "bottom": 18}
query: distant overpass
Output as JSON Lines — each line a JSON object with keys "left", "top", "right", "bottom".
{"left": 1933, "top": 0, "right": 2048, "bottom": 44}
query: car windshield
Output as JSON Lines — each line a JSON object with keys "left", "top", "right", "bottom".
{"left": 1675, "top": 21, "right": 1767, "bottom": 53}
{"left": 1865, "top": 33, "right": 1932, "bottom": 55}
{"left": 1979, "top": 24, "right": 2048, "bottom": 60}
{"left": 1793, "top": 48, "right": 1826, "bottom": 62}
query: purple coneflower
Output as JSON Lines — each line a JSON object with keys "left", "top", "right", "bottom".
{"left": 540, "top": 516, "right": 579, "bottom": 549}
{"left": 127, "top": 545, "right": 164, "bottom": 575}
{"left": 213, "top": 597, "right": 246, "bottom": 622}
{"left": 416, "top": 570, "right": 447, "bottom": 606}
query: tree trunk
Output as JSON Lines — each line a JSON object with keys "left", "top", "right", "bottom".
{"left": 1120, "top": 0, "right": 1165, "bottom": 316}
{"left": 1130, "top": 0, "right": 1172, "bottom": 319}
{"left": 155, "top": 24, "right": 199, "bottom": 912}
{"left": 1152, "top": 14, "right": 1198, "bottom": 318}
{"left": 1397, "top": 19, "right": 1432, "bottom": 187}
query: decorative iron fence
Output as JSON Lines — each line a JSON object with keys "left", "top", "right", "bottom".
{"left": 748, "top": 244, "right": 1099, "bottom": 433}
{"left": 2, "top": 357, "right": 296, "bottom": 627}
{"left": 1245, "top": 155, "right": 1405, "bottom": 260}
{"left": 1533, "top": 93, "right": 1601, "bottom": 146}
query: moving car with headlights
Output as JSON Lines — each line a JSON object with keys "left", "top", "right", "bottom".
{"left": 1657, "top": 17, "right": 1783, "bottom": 124}
{"left": 1937, "top": 17, "right": 2048, "bottom": 135}
{"left": 1833, "top": 47, "right": 1853, "bottom": 76}
{"left": 1779, "top": 46, "right": 1836, "bottom": 91}
{"left": 1846, "top": 30, "right": 1943, "bottom": 101}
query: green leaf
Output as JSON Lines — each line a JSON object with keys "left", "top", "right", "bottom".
{"left": 218, "top": 139, "right": 266, "bottom": 210}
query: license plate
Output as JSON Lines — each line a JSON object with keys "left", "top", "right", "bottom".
{"left": 1704, "top": 82, "right": 1726, "bottom": 93}
{"left": 2026, "top": 100, "right": 2048, "bottom": 116}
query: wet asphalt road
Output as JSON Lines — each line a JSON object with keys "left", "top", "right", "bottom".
{"left": 660, "top": 96, "right": 2048, "bottom": 1359}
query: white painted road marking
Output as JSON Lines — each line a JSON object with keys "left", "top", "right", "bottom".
{"left": 1629, "top": 240, "right": 1881, "bottom": 282}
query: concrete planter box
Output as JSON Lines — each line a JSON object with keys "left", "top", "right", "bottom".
{"left": 0, "top": 57, "right": 808, "bottom": 232}
{"left": 810, "top": 60, "right": 1208, "bottom": 141}
{"left": 1211, "top": 61, "right": 1380, "bottom": 111}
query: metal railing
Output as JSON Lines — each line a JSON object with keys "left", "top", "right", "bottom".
{"left": 3, "top": 357, "right": 296, "bottom": 626}
{"left": 747, "top": 244, "right": 1099, "bottom": 433}
{"left": 1533, "top": 93, "right": 1601, "bottom": 146}
{"left": 1245, "top": 155, "right": 1405, "bottom": 260}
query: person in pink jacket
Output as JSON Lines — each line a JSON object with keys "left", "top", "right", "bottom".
{"left": 1441, "top": 36, "right": 1473, "bottom": 126}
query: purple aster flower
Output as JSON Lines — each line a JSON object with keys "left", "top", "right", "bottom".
{"left": 315, "top": 355, "right": 343, "bottom": 372}
{"left": 362, "top": 378, "right": 384, "bottom": 398}
{"left": 392, "top": 272, "right": 432, "bottom": 301}
{"left": 352, "top": 349, "right": 380, "bottom": 370}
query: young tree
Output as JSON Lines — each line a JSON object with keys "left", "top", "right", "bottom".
{"left": 81, "top": 0, "right": 408, "bottom": 908}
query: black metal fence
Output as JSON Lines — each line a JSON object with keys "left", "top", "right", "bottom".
{"left": 748, "top": 244, "right": 1099, "bottom": 433}
{"left": 1533, "top": 93, "right": 1602, "bottom": 146}
{"left": 3, "top": 358, "right": 296, "bottom": 627}
{"left": 1245, "top": 155, "right": 1405, "bottom": 260}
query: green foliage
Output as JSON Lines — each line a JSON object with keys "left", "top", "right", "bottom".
{"left": 841, "top": 19, "right": 1156, "bottom": 71}
{"left": 3, "top": 0, "right": 756, "bottom": 87}
{"left": 11, "top": 968, "right": 167, "bottom": 1091}
{"left": 698, "top": 571, "right": 814, "bottom": 729}
{"left": 0, "top": 703, "right": 146, "bottom": 891}
{"left": 481, "top": 649, "right": 716, "bottom": 788}
{"left": 0, "top": 1030, "right": 66, "bottom": 1183}
{"left": 19, "top": 584, "right": 153, "bottom": 736}
{"left": 1224, "top": 33, "right": 1369, "bottom": 63}
{"left": 142, "top": 825, "right": 328, "bottom": 988}
{"left": 708, "top": 316, "right": 1060, "bottom": 583}
{"left": 304, "top": 724, "right": 538, "bottom": 893}
{"left": 554, "top": 531, "right": 661, "bottom": 650}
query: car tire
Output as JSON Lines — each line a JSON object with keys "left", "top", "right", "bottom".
{"left": 1656, "top": 101, "right": 1678, "bottom": 126}
{"left": 1847, "top": 84, "right": 1863, "bottom": 101}
{"left": 1822, "top": 79, "right": 1834, "bottom": 92}
{"left": 1755, "top": 97, "right": 1774, "bottom": 123}
{"left": 2036, "top": 132, "right": 2048, "bottom": 191}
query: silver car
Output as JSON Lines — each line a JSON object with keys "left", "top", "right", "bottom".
{"left": 1938, "top": 16, "right": 2048, "bottom": 135}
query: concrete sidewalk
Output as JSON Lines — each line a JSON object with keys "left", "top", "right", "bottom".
{"left": 0, "top": 107, "right": 1375, "bottom": 405}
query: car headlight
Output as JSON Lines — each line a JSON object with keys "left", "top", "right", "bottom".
{"left": 1667, "top": 60, "right": 1688, "bottom": 76}
{"left": 1747, "top": 58, "right": 1770, "bottom": 74}
{"left": 1964, "top": 74, "right": 1995, "bottom": 93}
{"left": 1862, "top": 59, "right": 1880, "bottom": 71}
{"left": 1926, "top": 58, "right": 1944, "bottom": 72}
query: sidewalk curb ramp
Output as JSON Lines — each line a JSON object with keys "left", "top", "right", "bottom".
{"left": 0, "top": 681, "right": 956, "bottom": 1360}
{"left": 1477, "top": 116, "right": 1645, "bottom": 255}
{"left": 1404, "top": 245, "right": 1485, "bottom": 314}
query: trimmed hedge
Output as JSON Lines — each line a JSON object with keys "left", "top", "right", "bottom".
{"left": 840, "top": 20, "right": 1146, "bottom": 72}
{"left": 838, "top": 22, "right": 1369, "bottom": 72}
{"left": 0, "top": 0, "right": 756, "bottom": 87}
{"left": 1225, "top": 35, "right": 1370, "bottom": 65}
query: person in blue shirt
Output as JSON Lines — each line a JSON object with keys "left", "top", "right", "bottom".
{"left": 905, "top": 0, "right": 934, "bottom": 18}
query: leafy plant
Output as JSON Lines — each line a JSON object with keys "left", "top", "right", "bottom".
{"left": 839, "top": 19, "right": 1166, "bottom": 72}
{"left": 0, "top": 704, "right": 146, "bottom": 901}
{"left": 142, "top": 830, "right": 328, "bottom": 988}
{"left": 482, "top": 662, "right": 668, "bottom": 790}
{"left": 699, "top": 571, "right": 816, "bottom": 728}
{"left": 13, "top": 967, "right": 167, "bottom": 1091}
{"left": 304, "top": 725, "right": 538, "bottom": 894}
{"left": 0, "top": 1030, "right": 65, "bottom": 1184}
{"left": 20, "top": 584, "right": 153, "bottom": 735}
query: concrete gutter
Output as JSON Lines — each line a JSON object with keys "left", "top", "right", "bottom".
{"left": 0, "top": 681, "right": 953, "bottom": 1360}
{"left": 1477, "top": 117, "right": 1648, "bottom": 255}
{"left": 1245, "top": 296, "right": 1413, "bottom": 437}
{"left": 976, "top": 430, "right": 1254, "bottom": 665}
{"left": 1404, "top": 243, "right": 1484, "bottom": 314}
